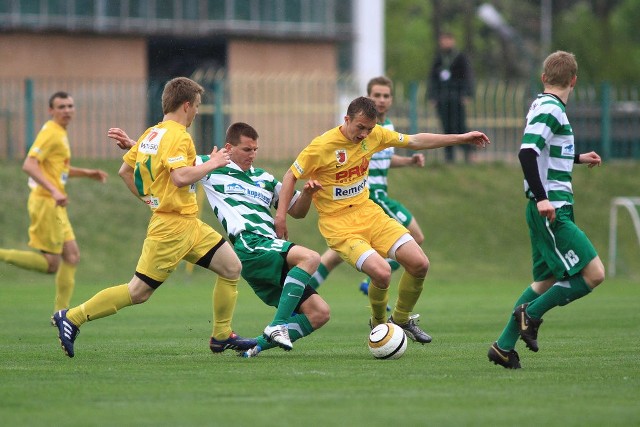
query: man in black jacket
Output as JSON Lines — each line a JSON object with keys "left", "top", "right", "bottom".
{"left": 428, "top": 32, "right": 475, "bottom": 163}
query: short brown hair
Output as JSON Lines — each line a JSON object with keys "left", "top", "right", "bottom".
{"left": 346, "top": 96, "right": 377, "bottom": 121}
{"left": 49, "top": 91, "right": 71, "bottom": 108}
{"left": 225, "top": 122, "right": 259, "bottom": 145}
{"left": 161, "top": 77, "right": 204, "bottom": 115}
{"left": 366, "top": 76, "right": 393, "bottom": 96}
{"left": 543, "top": 51, "right": 577, "bottom": 88}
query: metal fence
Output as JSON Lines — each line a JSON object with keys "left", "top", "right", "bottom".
{"left": 1, "top": 76, "right": 639, "bottom": 162}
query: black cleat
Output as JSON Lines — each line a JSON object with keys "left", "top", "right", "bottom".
{"left": 513, "top": 303, "right": 543, "bottom": 352}
{"left": 488, "top": 342, "right": 521, "bottom": 369}
{"left": 209, "top": 332, "right": 257, "bottom": 353}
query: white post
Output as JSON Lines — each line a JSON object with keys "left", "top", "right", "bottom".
{"left": 608, "top": 197, "right": 640, "bottom": 277}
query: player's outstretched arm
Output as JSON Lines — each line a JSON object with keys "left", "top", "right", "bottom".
{"left": 406, "top": 131, "right": 490, "bottom": 151}
{"left": 171, "top": 147, "right": 230, "bottom": 188}
{"left": 288, "top": 179, "right": 322, "bottom": 219}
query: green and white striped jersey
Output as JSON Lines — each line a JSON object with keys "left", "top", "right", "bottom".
{"left": 197, "top": 156, "right": 300, "bottom": 242}
{"left": 368, "top": 118, "right": 395, "bottom": 195}
{"left": 521, "top": 93, "right": 575, "bottom": 208}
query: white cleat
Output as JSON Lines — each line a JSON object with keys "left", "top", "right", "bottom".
{"left": 263, "top": 324, "right": 293, "bottom": 351}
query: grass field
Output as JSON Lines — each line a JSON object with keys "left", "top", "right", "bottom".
{"left": 1, "top": 159, "right": 639, "bottom": 426}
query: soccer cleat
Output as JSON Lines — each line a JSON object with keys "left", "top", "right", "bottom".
{"left": 389, "top": 314, "right": 432, "bottom": 344}
{"left": 238, "top": 345, "right": 262, "bottom": 358}
{"left": 53, "top": 309, "right": 79, "bottom": 358}
{"left": 513, "top": 303, "right": 543, "bottom": 352}
{"left": 488, "top": 342, "right": 521, "bottom": 369}
{"left": 263, "top": 324, "right": 293, "bottom": 351}
{"left": 50, "top": 315, "right": 56, "bottom": 327}
{"left": 209, "top": 332, "right": 257, "bottom": 353}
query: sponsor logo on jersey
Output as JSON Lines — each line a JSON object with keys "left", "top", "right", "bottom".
{"left": 224, "top": 183, "right": 273, "bottom": 205}
{"left": 398, "top": 133, "right": 405, "bottom": 142}
{"left": 561, "top": 143, "right": 574, "bottom": 157}
{"left": 333, "top": 177, "right": 367, "bottom": 200}
{"left": 336, "top": 149, "right": 347, "bottom": 165}
{"left": 293, "top": 161, "right": 304, "bottom": 175}
{"left": 168, "top": 156, "right": 185, "bottom": 164}
{"left": 139, "top": 128, "right": 167, "bottom": 154}
{"left": 335, "top": 157, "right": 369, "bottom": 183}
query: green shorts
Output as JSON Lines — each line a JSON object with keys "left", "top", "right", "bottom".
{"left": 233, "top": 232, "right": 316, "bottom": 310}
{"left": 526, "top": 200, "right": 597, "bottom": 281}
{"left": 370, "top": 189, "right": 413, "bottom": 227}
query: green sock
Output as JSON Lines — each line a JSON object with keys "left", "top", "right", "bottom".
{"left": 387, "top": 259, "right": 400, "bottom": 272}
{"left": 256, "top": 313, "right": 315, "bottom": 351}
{"left": 496, "top": 286, "right": 540, "bottom": 351}
{"left": 308, "top": 263, "right": 329, "bottom": 290}
{"left": 271, "top": 267, "right": 309, "bottom": 325}
{"left": 526, "top": 275, "right": 591, "bottom": 319}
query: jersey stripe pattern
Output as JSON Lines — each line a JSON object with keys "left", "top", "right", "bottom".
{"left": 521, "top": 93, "right": 575, "bottom": 208}
{"left": 367, "top": 118, "right": 395, "bottom": 194}
{"left": 197, "top": 157, "right": 299, "bottom": 244}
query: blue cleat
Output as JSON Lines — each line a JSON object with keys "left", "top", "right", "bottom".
{"left": 210, "top": 332, "right": 257, "bottom": 353}
{"left": 53, "top": 309, "right": 80, "bottom": 358}
{"left": 359, "top": 279, "right": 369, "bottom": 296}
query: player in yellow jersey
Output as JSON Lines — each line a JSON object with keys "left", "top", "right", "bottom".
{"left": 52, "top": 77, "right": 256, "bottom": 358}
{"left": 0, "top": 91, "right": 108, "bottom": 320}
{"left": 275, "top": 96, "right": 490, "bottom": 343}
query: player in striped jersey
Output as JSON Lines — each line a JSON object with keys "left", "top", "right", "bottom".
{"left": 276, "top": 96, "right": 489, "bottom": 344}
{"left": 197, "top": 122, "right": 329, "bottom": 357}
{"left": 309, "top": 77, "right": 426, "bottom": 302}
{"left": 53, "top": 78, "right": 256, "bottom": 358}
{"left": 488, "top": 51, "right": 605, "bottom": 369}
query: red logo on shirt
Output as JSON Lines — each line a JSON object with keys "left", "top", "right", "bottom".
{"left": 335, "top": 157, "right": 369, "bottom": 182}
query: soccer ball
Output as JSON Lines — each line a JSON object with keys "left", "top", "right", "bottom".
{"left": 368, "top": 323, "right": 407, "bottom": 359}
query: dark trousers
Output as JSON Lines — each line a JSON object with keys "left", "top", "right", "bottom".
{"left": 436, "top": 99, "right": 473, "bottom": 163}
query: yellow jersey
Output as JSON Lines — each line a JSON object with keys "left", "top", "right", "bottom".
{"left": 123, "top": 120, "right": 198, "bottom": 216}
{"left": 27, "top": 120, "right": 71, "bottom": 197}
{"left": 290, "top": 124, "right": 407, "bottom": 216}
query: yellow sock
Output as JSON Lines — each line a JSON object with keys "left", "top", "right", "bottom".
{"left": 67, "top": 284, "right": 132, "bottom": 327}
{"left": 368, "top": 282, "right": 389, "bottom": 326}
{"left": 0, "top": 249, "right": 49, "bottom": 273}
{"left": 392, "top": 271, "right": 424, "bottom": 324}
{"left": 212, "top": 276, "right": 239, "bottom": 341}
{"left": 54, "top": 262, "right": 76, "bottom": 311}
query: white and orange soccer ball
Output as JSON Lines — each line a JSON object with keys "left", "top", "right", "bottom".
{"left": 368, "top": 323, "right": 407, "bottom": 359}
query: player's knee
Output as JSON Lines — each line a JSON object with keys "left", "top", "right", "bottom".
{"left": 309, "top": 299, "right": 330, "bottom": 329}
{"left": 584, "top": 257, "right": 605, "bottom": 288}
{"left": 219, "top": 257, "right": 242, "bottom": 279}
{"left": 302, "top": 249, "right": 321, "bottom": 272}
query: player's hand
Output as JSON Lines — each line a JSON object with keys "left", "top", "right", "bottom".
{"left": 412, "top": 153, "right": 425, "bottom": 167}
{"left": 108, "top": 128, "right": 136, "bottom": 150}
{"left": 208, "top": 146, "right": 230, "bottom": 169}
{"left": 537, "top": 199, "right": 556, "bottom": 223}
{"left": 275, "top": 214, "right": 288, "bottom": 240}
{"left": 465, "top": 131, "right": 490, "bottom": 148}
{"left": 579, "top": 151, "right": 602, "bottom": 168}
{"left": 302, "top": 179, "right": 323, "bottom": 195}
{"left": 91, "top": 169, "right": 108, "bottom": 183}
{"left": 51, "top": 189, "right": 68, "bottom": 207}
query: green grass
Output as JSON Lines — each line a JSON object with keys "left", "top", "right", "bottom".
{"left": 1, "top": 159, "right": 639, "bottom": 426}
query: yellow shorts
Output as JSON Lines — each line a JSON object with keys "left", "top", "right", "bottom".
{"left": 318, "top": 199, "right": 409, "bottom": 270}
{"left": 27, "top": 194, "right": 75, "bottom": 254}
{"left": 136, "top": 212, "right": 224, "bottom": 282}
